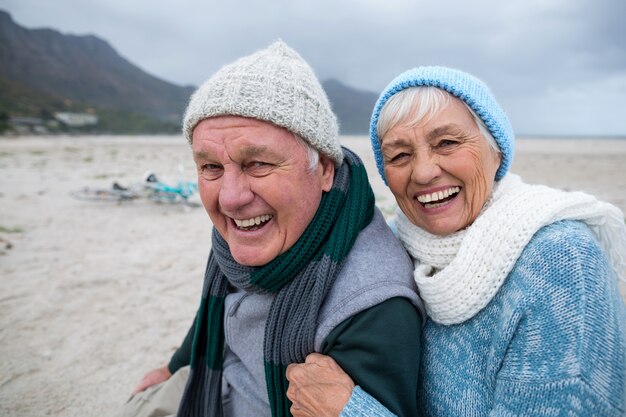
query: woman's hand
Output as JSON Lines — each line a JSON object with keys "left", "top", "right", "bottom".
{"left": 132, "top": 366, "right": 172, "bottom": 394}
{"left": 286, "top": 353, "right": 355, "bottom": 417}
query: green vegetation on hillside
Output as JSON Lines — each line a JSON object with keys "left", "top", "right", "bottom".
{"left": 92, "top": 109, "right": 180, "bottom": 134}
{"left": 0, "top": 76, "right": 180, "bottom": 134}
{"left": 0, "top": 76, "right": 77, "bottom": 115}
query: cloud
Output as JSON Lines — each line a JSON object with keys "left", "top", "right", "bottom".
{"left": 1, "top": 0, "right": 624, "bottom": 135}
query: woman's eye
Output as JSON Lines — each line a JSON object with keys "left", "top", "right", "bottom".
{"left": 389, "top": 152, "right": 410, "bottom": 163}
{"left": 437, "top": 139, "right": 458, "bottom": 148}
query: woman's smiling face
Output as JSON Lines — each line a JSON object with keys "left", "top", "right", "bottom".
{"left": 381, "top": 95, "right": 501, "bottom": 236}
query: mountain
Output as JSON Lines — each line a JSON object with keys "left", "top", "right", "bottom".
{"left": 0, "top": 10, "right": 193, "bottom": 126}
{"left": 323, "top": 79, "right": 378, "bottom": 135}
{"left": 0, "top": 10, "right": 378, "bottom": 134}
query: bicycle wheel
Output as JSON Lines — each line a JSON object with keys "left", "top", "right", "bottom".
{"left": 146, "top": 190, "right": 183, "bottom": 204}
{"left": 70, "top": 187, "right": 139, "bottom": 203}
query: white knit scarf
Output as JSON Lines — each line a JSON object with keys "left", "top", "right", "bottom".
{"left": 396, "top": 174, "right": 626, "bottom": 325}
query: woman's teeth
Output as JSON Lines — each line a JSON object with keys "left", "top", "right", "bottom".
{"left": 417, "top": 187, "right": 460, "bottom": 204}
{"left": 234, "top": 214, "right": 273, "bottom": 229}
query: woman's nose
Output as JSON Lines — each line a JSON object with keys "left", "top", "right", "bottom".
{"left": 218, "top": 170, "right": 254, "bottom": 210}
{"left": 410, "top": 150, "right": 441, "bottom": 184}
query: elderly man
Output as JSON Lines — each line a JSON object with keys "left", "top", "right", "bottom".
{"left": 121, "top": 41, "right": 423, "bottom": 417}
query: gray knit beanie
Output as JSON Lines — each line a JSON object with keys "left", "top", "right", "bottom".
{"left": 183, "top": 40, "right": 343, "bottom": 165}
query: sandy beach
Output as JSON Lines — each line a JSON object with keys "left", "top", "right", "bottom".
{"left": 1, "top": 135, "right": 625, "bottom": 416}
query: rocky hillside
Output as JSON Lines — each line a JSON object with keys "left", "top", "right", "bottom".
{"left": 0, "top": 10, "right": 194, "bottom": 124}
{"left": 0, "top": 10, "right": 377, "bottom": 134}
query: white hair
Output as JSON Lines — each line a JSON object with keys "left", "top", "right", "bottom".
{"left": 292, "top": 133, "right": 320, "bottom": 173}
{"left": 377, "top": 86, "right": 500, "bottom": 154}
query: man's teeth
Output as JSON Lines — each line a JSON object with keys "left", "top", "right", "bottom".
{"left": 417, "top": 187, "right": 460, "bottom": 204}
{"left": 234, "top": 214, "right": 272, "bottom": 228}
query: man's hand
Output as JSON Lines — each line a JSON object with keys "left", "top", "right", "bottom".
{"left": 286, "top": 353, "right": 355, "bottom": 417}
{"left": 132, "top": 366, "right": 172, "bottom": 394}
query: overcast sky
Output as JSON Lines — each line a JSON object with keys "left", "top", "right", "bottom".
{"left": 1, "top": 0, "right": 625, "bottom": 136}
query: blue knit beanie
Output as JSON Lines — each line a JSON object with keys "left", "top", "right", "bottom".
{"left": 369, "top": 66, "right": 514, "bottom": 183}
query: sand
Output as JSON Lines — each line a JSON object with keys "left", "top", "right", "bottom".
{"left": 1, "top": 135, "right": 625, "bottom": 416}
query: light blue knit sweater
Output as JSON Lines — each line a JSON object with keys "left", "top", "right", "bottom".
{"left": 341, "top": 220, "right": 626, "bottom": 417}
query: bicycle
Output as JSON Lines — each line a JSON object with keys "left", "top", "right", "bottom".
{"left": 143, "top": 173, "right": 200, "bottom": 206}
{"left": 70, "top": 171, "right": 201, "bottom": 207}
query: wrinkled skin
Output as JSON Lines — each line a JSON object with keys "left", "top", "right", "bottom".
{"left": 192, "top": 116, "right": 334, "bottom": 266}
{"left": 381, "top": 95, "right": 501, "bottom": 236}
{"left": 286, "top": 353, "right": 355, "bottom": 417}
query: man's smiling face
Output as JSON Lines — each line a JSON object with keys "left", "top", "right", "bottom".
{"left": 192, "top": 116, "right": 334, "bottom": 266}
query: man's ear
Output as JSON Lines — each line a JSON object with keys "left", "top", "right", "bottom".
{"left": 319, "top": 156, "right": 335, "bottom": 192}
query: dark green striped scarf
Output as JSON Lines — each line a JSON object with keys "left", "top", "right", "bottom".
{"left": 176, "top": 147, "right": 374, "bottom": 417}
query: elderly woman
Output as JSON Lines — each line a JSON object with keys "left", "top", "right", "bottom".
{"left": 285, "top": 67, "right": 626, "bottom": 416}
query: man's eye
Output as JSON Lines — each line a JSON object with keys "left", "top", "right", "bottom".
{"left": 199, "top": 163, "right": 222, "bottom": 179}
{"left": 201, "top": 163, "right": 222, "bottom": 171}
{"left": 245, "top": 161, "right": 273, "bottom": 176}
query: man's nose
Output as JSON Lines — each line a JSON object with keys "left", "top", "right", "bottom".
{"left": 218, "top": 170, "right": 254, "bottom": 211}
